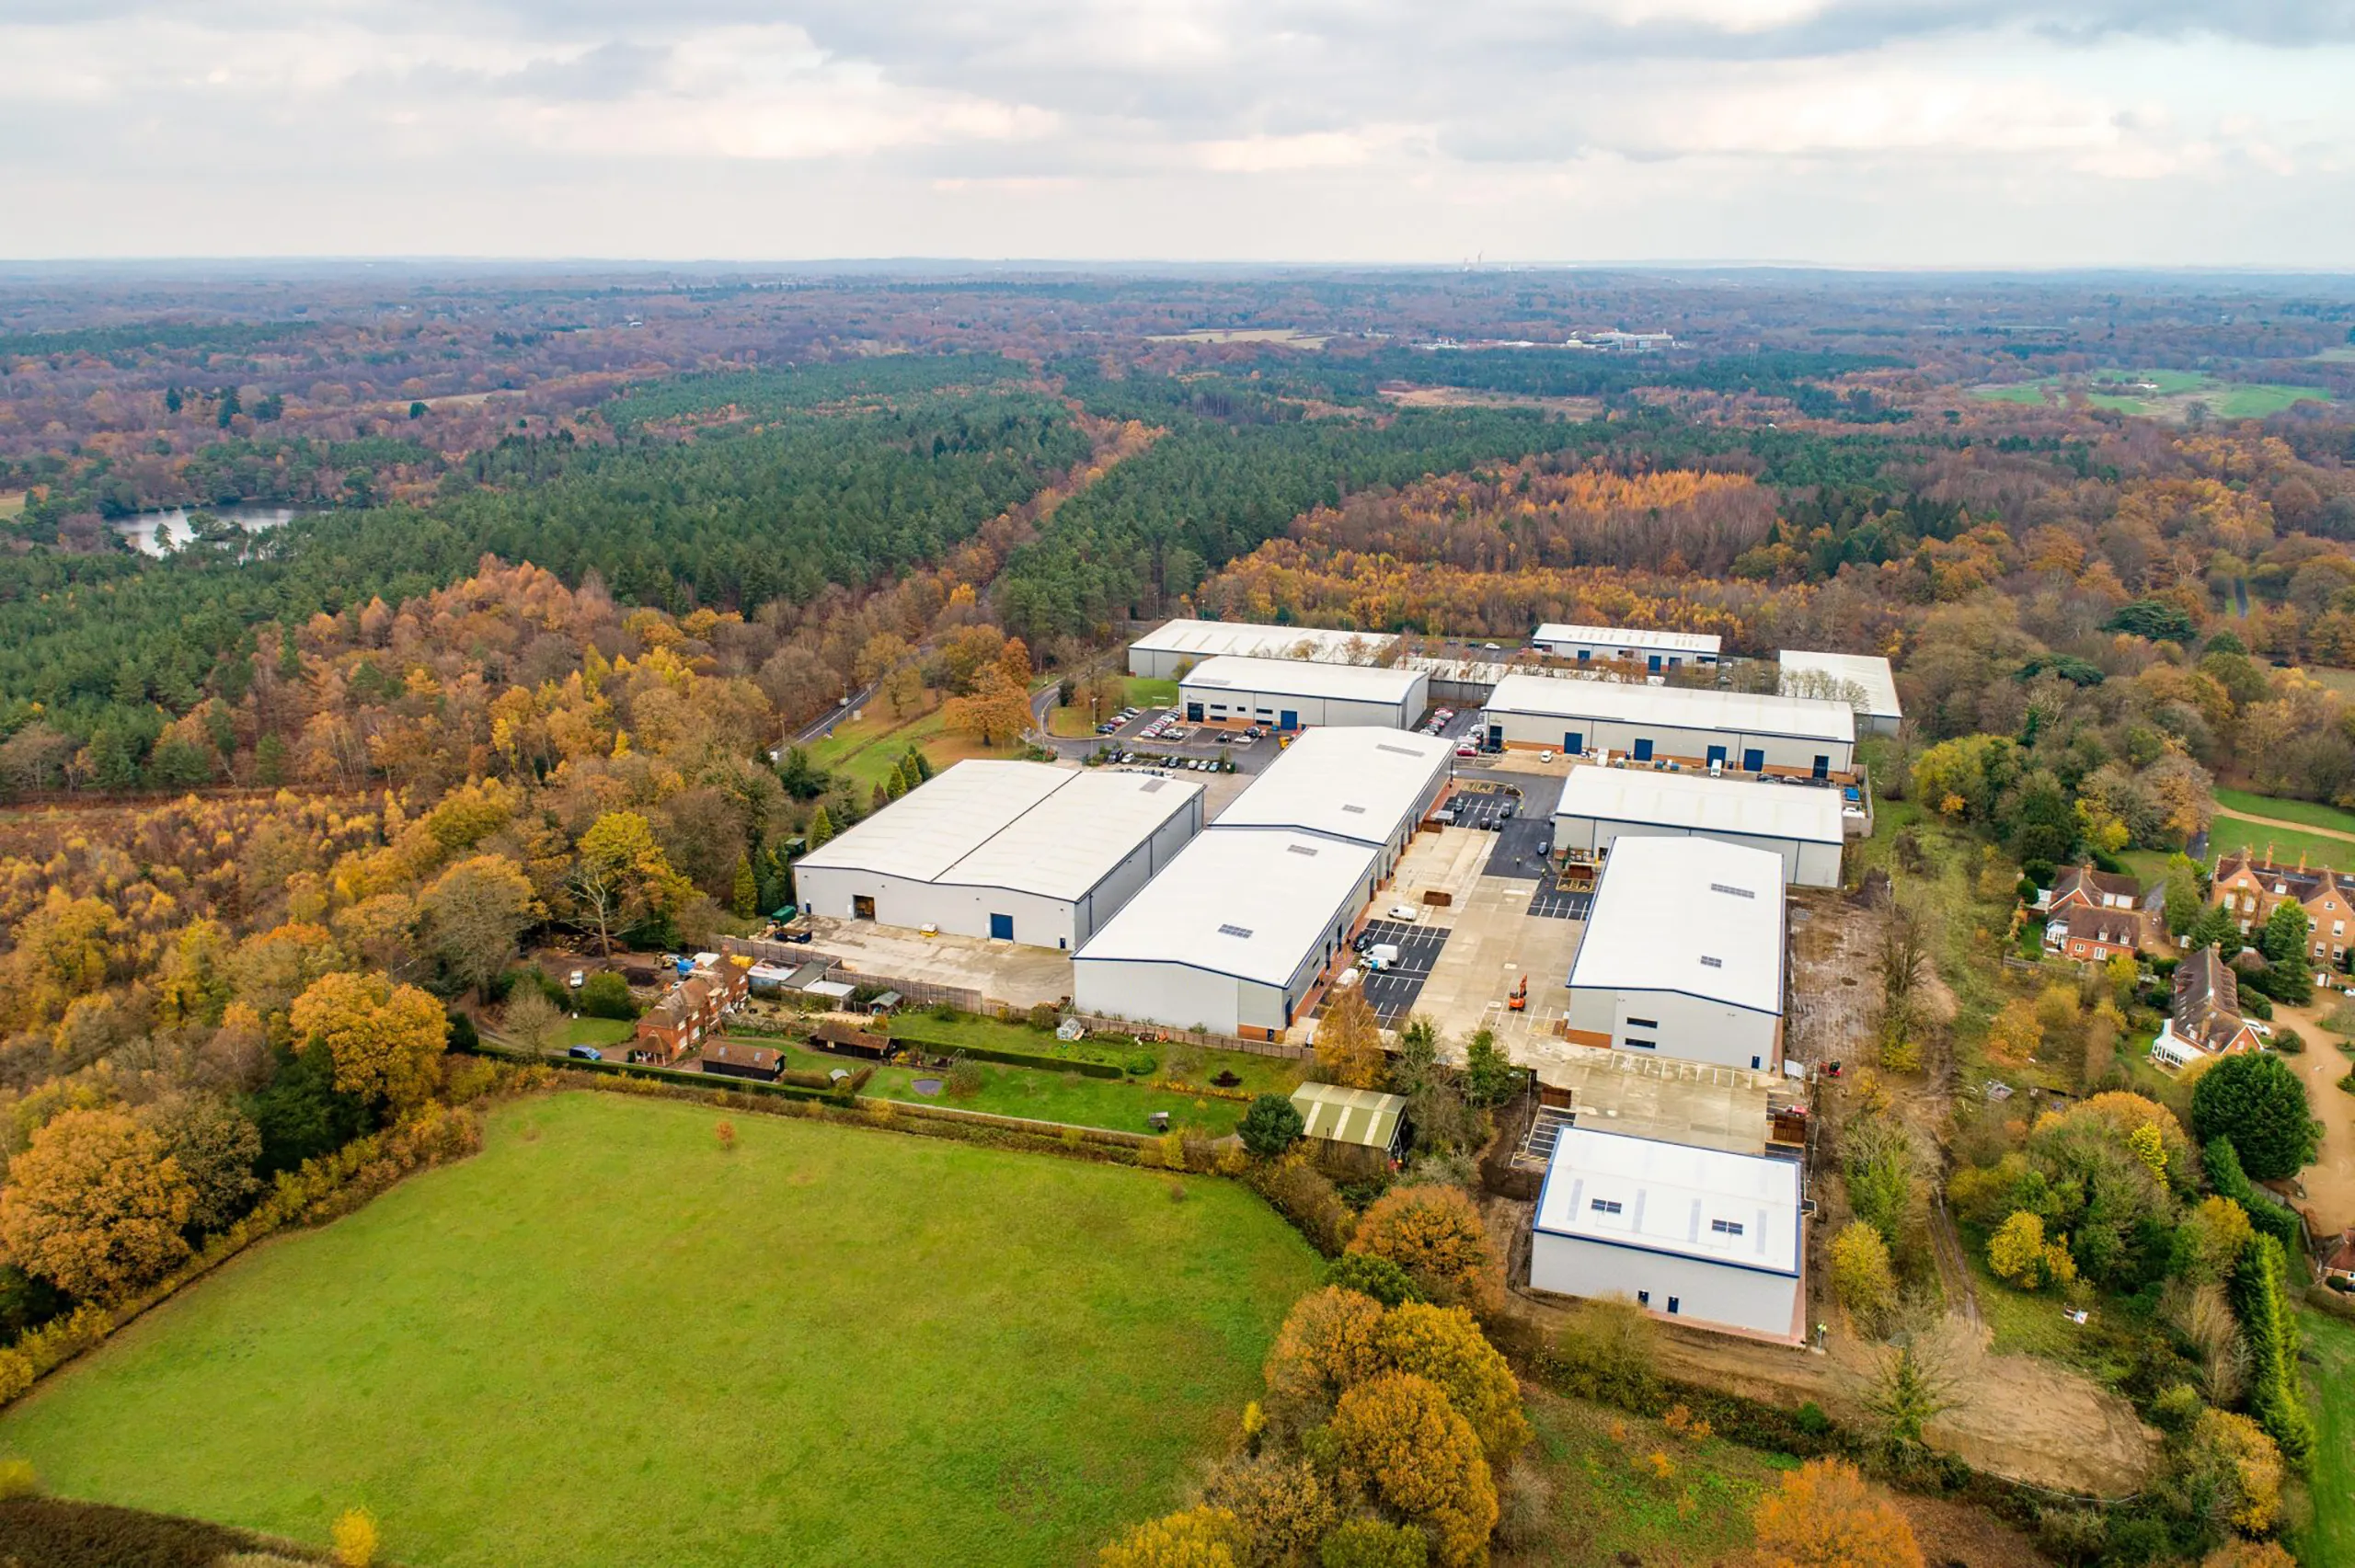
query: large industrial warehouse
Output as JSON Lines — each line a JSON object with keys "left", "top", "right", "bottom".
{"left": 1553, "top": 767, "right": 1846, "bottom": 888}
{"left": 1212, "top": 727, "right": 1453, "bottom": 877}
{"left": 1072, "top": 828, "right": 1383, "bottom": 1039}
{"left": 1531, "top": 1126, "right": 1804, "bottom": 1341}
{"left": 1127, "top": 618, "right": 1399, "bottom": 680}
{"left": 1562, "top": 836, "right": 1787, "bottom": 1072}
{"left": 792, "top": 761, "right": 1204, "bottom": 951}
{"left": 1480, "top": 672, "right": 1855, "bottom": 779}
{"left": 1779, "top": 649, "right": 1902, "bottom": 738}
{"left": 1533, "top": 623, "right": 1722, "bottom": 670}
{"left": 1180, "top": 656, "right": 1430, "bottom": 732}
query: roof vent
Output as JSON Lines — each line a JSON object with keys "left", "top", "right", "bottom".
{"left": 1139, "top": 779, "right": 1166, "bottom": 794}
{"left": 1286, "top": 843, "right": 1321, "bottom": 857}
{"left": 1374, "top": 742, "right": 1421, "bottom": 757}
{"left": 1340, "top": 803, "right": 1367, "bottom": 815}
{"left": 1217, "top": 922, "right": 1255, "bottom": 939}
{"left": 1699, "top": 956, "right": 1724, "bottom": 968}
{"left": 1709, "top": 883, "right": 1756, "bottom": 899}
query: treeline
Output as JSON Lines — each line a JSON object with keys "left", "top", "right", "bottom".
{"left": 0, "top": 320, "right": 315, "bottom": 361}
{"left": 1171, "top": 345, "right": 1901, "bottom": 414}
{"left": 603, "top": 352, "right": 1033, "bottom": 432}
{"left": 14, "top": 433, "right": 443, "bottom": 531}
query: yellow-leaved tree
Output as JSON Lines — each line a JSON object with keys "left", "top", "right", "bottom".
{"left": 1313, "top": 985, "right": 1385, "bottom": 1090}
{"left": 289, "top": 971, "right": 449, "bottom": 1113}
{"left": 1329, "top": 1371, "right": 1498, "bottom": 1568}
{"left": 1348, "top": 1184, "right": 1499, "bottom": 1313}
{"left": 1752, "top": 1457, "right": 1923, "bottom": 1568}
{"left": 1096, "top": 1506, "right": 1243, "bottom": 1568}
{"left": 0, "top": 1108, "right": 195, "bottom": 1300}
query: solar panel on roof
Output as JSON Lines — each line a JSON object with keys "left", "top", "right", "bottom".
{"left": 1286, "top": 843, "right": 1320, "bottom": 856}
{"left": 1699, "top": 956, "right": 1724, "bottom": 968}
{"left": 1340, "top": 803, "right": 1366, "bottom": 814}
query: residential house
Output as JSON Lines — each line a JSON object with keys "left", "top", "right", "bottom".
{"left": 634, "top": 956, "right": 751, "bottom": 1063}
{"left": 2323, "top": 1229, "right": 2355, "bottom": 1290}
{"left": 2210, "top": 849, "right": 2355, "bottom": 968}
{"left": 698, "top": 1040, "right": 783, "bottom": 1082}
{"left": 2048, "top": 866, "right": 2142, "bottom": 917}
{"left": 2151, "top": 946, "right": 2264, "bottom": 1068}
{"left": 2049, "top": 907, "right": 2142, "bottom": 965}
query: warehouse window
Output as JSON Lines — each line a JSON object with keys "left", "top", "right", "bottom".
{"left": 1590, "top": 1198, "right": 1623, "bottom": 1215}
{"left": 1286, "top": 844, "right": 1321, "bottom": 858}
{"left": 1710, "top": 1219, "right": 1744, "bottom": 1236}
{"left": 1625, "top": 1016, "right": 1658, "bottom": 1029}
{"left": 1624, "top": 1037, "right": 1657, "bottom": 1051}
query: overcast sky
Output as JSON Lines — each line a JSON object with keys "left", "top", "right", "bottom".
{"left": 7, "top": 0, "right": 2354, "bottom": 266}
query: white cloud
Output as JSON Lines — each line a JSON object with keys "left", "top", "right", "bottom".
{"left": 0, "top": 0, "right": 2350, "bottom": 262}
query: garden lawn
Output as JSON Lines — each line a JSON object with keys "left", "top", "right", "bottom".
{"left": 2295, "top": 1307, "right": 2355, "bottom": 1568}
{"left": 2212, "top": 788, "right": 2355, "bottom": 839}
{"left": 0, "top": 1093, "right": 1318, "bottom": 1568}
{"left": 2207, "top": 815, "right": 2349, "bottom": 875}
{"left": 562, "top": 1016, "right": 636, "bottom": 1047}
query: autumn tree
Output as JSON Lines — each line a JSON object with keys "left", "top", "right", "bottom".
{"left": 1198, "top": 1452, "right": 1336, "bottom": 1565}
{"left": 137, "top": 1093, "right": 261, "bottom": 1233}
{"left": 1097, "top": 1506, "right": 1244, "bottom": 1568}
{"left": 942, "top": 665, "right": 1033, "bottom": 746}
{"left": 1751, "top": 1458, "right": 1923, "bottom": 1568}
{"left": 1315, "top": 987, "right": 1386, "bottom": 1091}
{"left": 1986, "top": 998, "right": 2044, "bottom": 1067}
{"left": 1329, "top": 1372, "right": 1499, "bottom": 1568}
{"left": 1874, "top": 899, "right": 1929, "bottom": 1072}
{"left": 567, "top": 811, "right": 694, "bottom": 956}
{"left": 1987, "top": 1210, "right": 2074, "bottom": 1290}
{"left": 1263, "top": 1285, "right": 1388, "bottom": 1430}
{"left": 289, "top": 970, "right": 449, "bottom": 1112}
{"left": 0, "top": 1108, "right": 195, "bottom": 1299}
{"left": 1373, "top": 1301, "right": 1532, "bottom": 1467}
{"left": 419, "top": 853, "right": 543, "bottom": 997}
{"left": 1348, "top": 1185, "right": 1499, "bottom": 1313}
{"left": 1830, "top": 1221, "right": 1898, "bottom": 1335}
{"left": 501, "top": 986, "right": 566, "bottom": 1055}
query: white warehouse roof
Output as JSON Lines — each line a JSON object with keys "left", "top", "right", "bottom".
{"left": 1133, "top": 619, "right": 1396, "bottom": 664}
{"left": 1486, "top": 671, "right": 1855, "bottom": 747}
{"left": 795, "top": 761, "right": 1201, "bottom": 901}
{"left": 1213, "top": 727, "right": 1453, "bottom": 846}
{"left": 1779, "top": 649, "right": 1901, "bottom": 724}
{"left": 1536, "top": 623, "right": 1723, "bottom": 656}
{"left": 1568, "top": 835, "right": 1786, "bottom": 1015}
{"left": 1535, "top": 1126, "right": 1800, "bottom": 1276}
{"left": 1183, "top": 655, "right": 1424, "bottom": 705}
{"left": 1074, "top": 828, "right": 1380, "bottom": 986}
{"left": 1556, "top": 767, "right": 1844, "bottom": 846}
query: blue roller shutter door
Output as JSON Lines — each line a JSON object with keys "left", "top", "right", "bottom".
{"left": 989, "top": 913, "right": 1014, "bottom": 941}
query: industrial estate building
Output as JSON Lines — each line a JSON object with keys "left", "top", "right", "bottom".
{"left": 1127, "top": 618, "right": 1399, "bottom": 680}
{"left": 1552, "top": 767, "right": 1846, "bottom": 888}
{"left": 792, "top": 761, "right": 1204, "bottom": 951}
{"left": 1533, "top": 623, "right": 1722, "bottom": 670}
{"left": 1179, "top": 655, "right": 1430, "bottom": 733}
{"left": 1212, "top": 727, "right": 1453, "bottom": 878}
{"left": 1562, "top": 836, "right": 1787, "bottom": 1072}
{"left": 1480, "top": 672, "right": 1855, "bottom": 779}
{"left": 1779, "top": 649, "right": 1901, "bottom": 738}
{"left": 1073, "top": 828, "right": 1383, "bottom": 1038}
{"left": 1530, "top": 1126, "right": 1803, "bottom": 1340}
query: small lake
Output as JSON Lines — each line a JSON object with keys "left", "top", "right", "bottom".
{"left": 112, "top": 504, "right": 307, "bottom": 557}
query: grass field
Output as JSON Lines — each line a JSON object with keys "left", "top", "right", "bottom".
{"left": 2295, "top": 1307, "right": 2355, "bottom": 1567}
{"left": 1510, "top": 1388, "right": 1796, "bottom": 1564}
{"left": 1973, "top": 371, "right": 2330, "bottom": 421}
{"left": 2207, "top": 814, "right": 2348, "bottom": 873}
{"left": 562, "top": 1016, "right": 636, "bottom": 1047}
{"left": 0, "top": 1093, "right": 1317, "bottom": 1568}
{"left": 806, "top": 696, "right": 1023, "bottom": 791}
{"left": 2213, "top": 787, "right": 2355, "bottom": 839}
{"left": 1049, "top": 676, "right": 1182, "bottom": 738}
{"left": 2302, "top": 667, "right": 2355, "bottom": 701}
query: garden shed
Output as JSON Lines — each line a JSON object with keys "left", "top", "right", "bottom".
{"left": 1289, "top": 1082, "right": 1407, "bottom": 1175}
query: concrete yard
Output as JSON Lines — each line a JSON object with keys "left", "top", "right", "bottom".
{"left": 802, "top": 915, "right": 1075, "bottom": 1009}
{"left": 1518, "top": 1045, "right": 1777, "bottom": 1154}
{"left": 1383, "top": 825, "right": 1589, "bottom": 1053}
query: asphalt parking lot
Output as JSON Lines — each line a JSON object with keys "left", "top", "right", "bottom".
{"left": 1483, "top": 812, "right": 1555, "bottom": 879}
{"left": 1323, "top": 917, "right": 1450, "bottom": 1024}
{"left": 1445, "top": 786, "right": 1522, "bottom": 832}
{"left": 1527, "top": 879, "right": 1592, "bottom": 921}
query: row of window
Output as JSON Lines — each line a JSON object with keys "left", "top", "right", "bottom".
{"left": 1586, "top": 1196, "right": 1742, "bottom": 1239}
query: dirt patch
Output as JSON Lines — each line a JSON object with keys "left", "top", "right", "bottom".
{"left": 2271, "top": 997, "right": 2355, "bottom": 1235}
{"left": 1377, "top": 385, "right": 1604, "bottom": 418}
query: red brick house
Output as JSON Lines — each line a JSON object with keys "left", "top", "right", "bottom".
{"left": 2151, "top": 945, "right": 2264, "bottom": 1068}
{"left": 2051, "top": 907, "right": 2142, "bottom": 965}
{"left": 2211, "top": 849, "right": 2355, "bottom": 967}
{"left": 2049, "top": 865, "right": 2142, "bottom": 916}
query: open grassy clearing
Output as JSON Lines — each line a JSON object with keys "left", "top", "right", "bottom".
{"left": 2303, "top": 666, "right": 2355, "bottom": 702}
{"left": 1973, "top": 371, "right": 2330, "bottom": 420}
{"left": 2213, "top": 787, "right": 2355, "bottom": 839}
{"left": 0, "top": 1093, "right": 1317, "bottom": 1568}
{"left": 806, "top": 695, "right": 1022, "bottom": 792}
{"left": 2207, "top": 814, "right": 2349, "bottom": 873}
{"left": 2293, "top": 1308, "right": 2355, "bottom": 1567}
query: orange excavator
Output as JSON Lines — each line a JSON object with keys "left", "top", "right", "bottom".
{"left": 1507, "top": 975, "right": 1529, "bottom": 1013}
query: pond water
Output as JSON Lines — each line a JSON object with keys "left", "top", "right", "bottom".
{"left": 111, "top": 503, "right": 307, "bottom": 556}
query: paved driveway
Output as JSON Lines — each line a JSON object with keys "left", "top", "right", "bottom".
{"left": 1324, "top": 917, "right": 1450, "bottom": 1024}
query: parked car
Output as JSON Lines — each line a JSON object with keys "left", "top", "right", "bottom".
{"left": 566, "top": 1045, "right": 603, "bottom": 1060}
{"left": 1353, "top": 931, "right": 1375, "bottom": 953}
{"left": 1455, "top": 744, "right": 1476, "bottom": 757}
{"left": 1387, "top": 904, "right": 1419, "bottom": 921}
{"left": 1539, "top": 750, "right": 1555, "bottom": 763}
{"left": 568, "top": 968, "right": 585, "bottom": 989}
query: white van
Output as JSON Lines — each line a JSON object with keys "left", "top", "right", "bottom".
{"left": 1365, "top": 943, "right": 1402, "bottom": 971}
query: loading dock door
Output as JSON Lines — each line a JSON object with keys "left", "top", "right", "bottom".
{"left": 989, "top": 912, "right": 1015, "bottom": 941}
{"left": 1812, "top": 755, "right": 1831, "bottom": 780}
{"left": 1564, "top": 730, "right": 1583, "bottom": 755}
{"left": 1488, "top": 724, "right": 1504, "bottom": 749}
{"left": 1742, "top": 748, "right": 1764, "bottom": 773}
{"left": 1706, "top": 745, "right": 1728, "bottom": 768}
{"left": 1280, "top": 709, "right": 1299, "bottom": 731}
{"left": 853, "top": 895, "right": 876, "bottom": 920}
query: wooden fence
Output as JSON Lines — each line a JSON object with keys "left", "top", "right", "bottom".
{"left": 1068, "top": 1013, "right": 1314, "bottom": 1061}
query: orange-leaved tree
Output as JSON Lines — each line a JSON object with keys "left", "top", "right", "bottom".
{"left": 1262, "top": 1285, "right": 1388, "bottom": 1431}
{"left": 1373, "top": 1300, "right": 1532, "bottom": 1468}
{"left": 0, "top": 1108, "right": 195, "bottom": 1299}
{"left": 1751, "top": 1457, "right": 1923, "bottom": 1568}
{"left": 1329, "top": 1371, "right": 1498, "bottom": 1568}
{"left": 289, "top": 970, "right": 449, "bottom": 1113}
{"left": 1349, "top": 1184, "right": 1499, "bottom": 1314}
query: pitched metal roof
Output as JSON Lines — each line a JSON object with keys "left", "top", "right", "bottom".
{"left": 1290, "top": 1082, "right": 1407, "bottom": 1150}
{"left": 1567, "top": 836, "right": 1786, "bottom": 1014}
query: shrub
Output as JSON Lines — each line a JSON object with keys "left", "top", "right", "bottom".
{"left": 332, "top": 1506, "right": 379, "bottom": 1567}
{"left": 578, "top": 971, "right": 638, "bottom": 1020}
{"left": 1347, "top": 1185, "right": 1499, "bottom": 1313}
{"left": 1097, "top": 1506, "right": 1244, "bottom": 1568}
{"left": 1239, "top": 1093, "right": 1305, "bottom": 1159}
{"left": 1751, "top": 1457, "right": 1923, "bottom": 1568}
{"left": 945, "top": 1060, "right": 985, "bottom": 1101}
{"left": 1830, "top": 1222, "right": 1898, "bottom": 1333}
{"left": 713, "top": 1118, "right": 737, "bottom": 1151}
{"left": 1126, "top": 1051, "right": 1159, "bottom": 1078}
{"left": 1548, "top": 1296, "right": 1660, "bottom": 1412}
{"left": 0, "top": 1458, "right": 37, "bottom": 1499}
{"left": 1318, "top": 1519, "right": 1429, "bottom": 1568}
{"left": 1249, "top": 1155, "right": 1355, "bottom": 1255}
{"left": 2269, "top": 1028, "right": 2303, "bottom": 1055}
{"left": 1198, "top": 1452, "right": 1335, "bottom": 1565}
{"left": 2227, "top": 1233, "right": 2315, "bottom": 1460}
{"left": 2190, "top": 1051, "right": 2321, "bottom": 1182}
